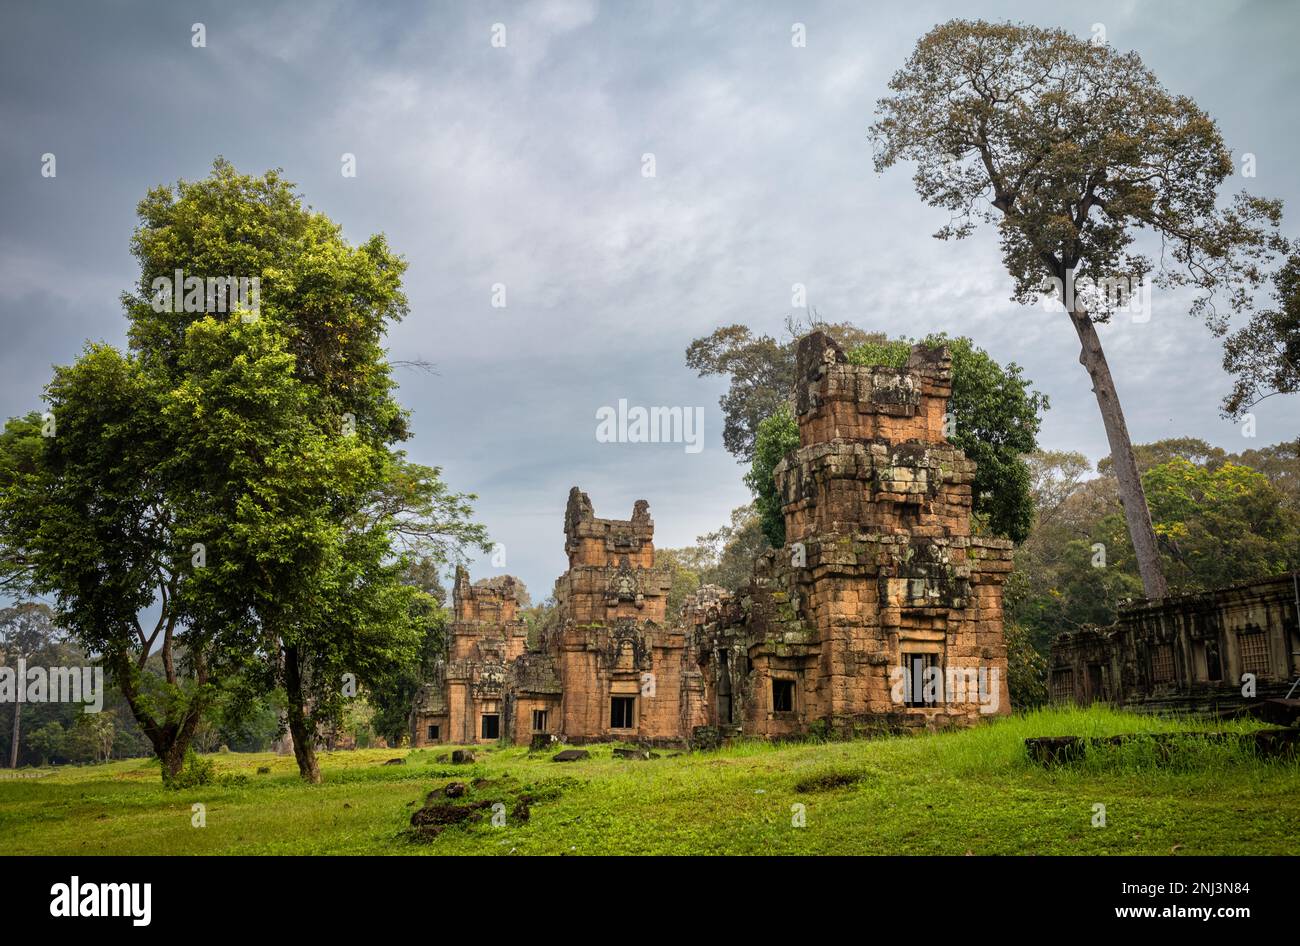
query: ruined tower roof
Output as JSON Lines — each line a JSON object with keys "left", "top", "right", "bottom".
{"left": 564, "top": 486, "right": 654, "bottom": 554}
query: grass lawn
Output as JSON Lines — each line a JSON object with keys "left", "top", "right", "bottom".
{"left": 1, "top": 706, "right": 1296, "bottom": 855}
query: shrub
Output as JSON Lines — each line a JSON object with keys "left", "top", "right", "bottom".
{"left": 164, "top": 749, "right": 215, "bottom": 789}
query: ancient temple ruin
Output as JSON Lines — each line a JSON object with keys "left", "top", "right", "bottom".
{"left": 1050, "top": 572, "right": 1300, "bottom": 714}
{"left": 411, "top": 331, "right": 1013, "bottom": 747}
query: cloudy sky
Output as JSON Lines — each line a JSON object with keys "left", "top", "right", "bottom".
{"left": 2, "top": 0, "right": 1296, "bottom": 597}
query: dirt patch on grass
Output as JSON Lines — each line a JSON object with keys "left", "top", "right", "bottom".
{"left": 795, "top": 771, "right": 864, "bottom": 793}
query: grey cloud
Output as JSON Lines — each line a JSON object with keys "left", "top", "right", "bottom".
{"left": 1, "top": 0, "right": 1296, "bottom": 594}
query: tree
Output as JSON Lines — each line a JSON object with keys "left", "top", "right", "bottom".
{"left": 654, "top": 548, "right": 702, "bottom": 622}
{"left": 745, "top": 407, "right": 800, "bottom": 548}
{"left": 370, "top": 555, "right": 452, "bottom": 746}
{"left": 871, "top": 20, "right": 1288, "bottom": 600}
{"left": 694, "top": 506, "right": 770, "bottom": 592}
{"left": 0, "top": 160, "right": 489, "bottom": 783}
{"left": 1223, "top": 250, "right": 1300, "bottom": 416}
{"left": 65, "top": 712, "right": 116, "bottom": 764}
{"left": 656, "top": 504, "right": 772, "bottom": 619}
{"left": 1004, "top": 622, "right": 1048, "bottom": 708}
{"left": 1143, "top": 458, "right": 1300, "bottom": 593}
{"left": 0, "top": 354, "right": 217, "bottom": 784}
{"left": 1007, "top": 442, "right": 1300, "bottom": 653}
{"left": 0, "top": 603, "right": 59, "bottom": 768}
{"left": 1229, "top": 440, "right": 1300, "bottom": 508}
{"left": 121, "top": 161, "right": 489, "bottom": 783}
{"left": 25, "top": 722, "right": 65, "bottom": 766}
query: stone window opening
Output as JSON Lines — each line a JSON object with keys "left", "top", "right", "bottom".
{"left": 1239, "top": 631, "right": 1270, "bottom": 676}
{"left": 532, "top": 709, "right": 548, "bottom": 733}
{"left": 902, "top": 652, "right": 942, "bottom": 707}
{"left": 426, "top": 724, "right": 440, "bottom": 741}
{"left": 481, "top": 713, "right": 500, "bottom": 740}
{"left": 1087, "top": 663, "right": 1105, "bottom": 701}
{"left": 610, "top": 696, "right": 635, "bottom": 729}
{"left": 1150, "top": 644, "right": 1175, "bottom": 684}
{"left": 772, "top": 678, "right": 795, "bottom": 713}
{"left": 1194, "top": 639, "right": 1223, "bottom": 682}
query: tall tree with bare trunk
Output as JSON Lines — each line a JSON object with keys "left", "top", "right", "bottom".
{"left": 871, "top": 19, "right": 1288, "bottom": 600}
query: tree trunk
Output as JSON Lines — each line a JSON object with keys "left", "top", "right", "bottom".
{"left": 1067, "top": 306, "right": 1169, "bottom": 600}
{"left": 283, "top": 645, "right": 321, "bottom": 784}
{"left": 110, "top": 651, "right": 205, "bottom": 784}
{"left": 159, "top": 737, "right": 187, "bottom": 783}
{"left": 9, "top": 699, "right": 20, "bottom": 768}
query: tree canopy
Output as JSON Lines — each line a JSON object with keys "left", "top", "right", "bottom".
{"left": 870, "top": 18, "right": 1291, "bottom": 600}
{"left": 0, "top": 160, "right": 489, "bottom": 782}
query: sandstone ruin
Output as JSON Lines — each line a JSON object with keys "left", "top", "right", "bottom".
{"left": 411, "top": 331, "right": 1013, "bottom": 747}
{"left": 1051, "top": 572, "right": 1300, "bottom": 715}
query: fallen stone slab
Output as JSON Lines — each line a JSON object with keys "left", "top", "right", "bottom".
{"left": 1238, "top": 698, "right": 1300, "bottom": 727}
{"left": 552, "top": 749, "right": 591, "bottom": 762}
{"left": 451, "top": 749, "right": 476, "bottom": 764}
{"left": 383, "top": 757, "right": 406, "bottom": 766}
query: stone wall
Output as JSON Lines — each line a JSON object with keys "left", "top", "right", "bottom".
{"left": 1051, "top": 571, "right": 1300, "bottom": 712}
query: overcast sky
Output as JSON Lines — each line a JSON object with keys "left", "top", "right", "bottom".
{"left": 2, "top": 0, "right": 1296, "bottom": 598}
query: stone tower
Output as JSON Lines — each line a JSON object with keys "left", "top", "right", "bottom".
{"left": 547, "top": 488, "right": 691, "bottom": 743}
{"left": 779, "top": 331, "right": 1012, "bottom": 729}
{"left": 693, "top": 331, "right": 1012, "bottom": 737}
{"left": 443, "top": 567, "right": 529, "bottom": 744}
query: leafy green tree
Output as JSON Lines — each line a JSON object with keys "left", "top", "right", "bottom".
{"left": 126, "top": 162, "right": 489, "bottom": 783}
{"left": 25, "top": 722, "right": 65, "bottom": 766}
{"left": 1004, "top": 622, "right": 1048, "bottom": 708}
{"left": 1143, "top": 458, "right": 1300, "bottom": 593}
{"left": 65, "top": 713, "right": 116, "bottom": 765}
{"left": 1229, "top": 440, "right": 1300, "bottom": 508}
{"left": 0, "top": 603, "right": 59, "bottom": 768}
{"left": 745, "top": 407, "right": 800, "bottom": 548}
{"left": 369, "top": 556, "right": 452, "bottom": 746}
{"left": 1223, "top": 250, "right": 1300, "bottom": 417}
{"left": 0, "top": 353, "right": 215, "bottom": 783}
{"left": 654, "top": 548, "right": 702, "bottom": 623}
{"left": 657, "top": 505, "right": 772, "bottom": 617}
{"left": 0, "top": 160, "right": 489, "bottom": 783}
{"left": 1008, "top": 442, "right": 1300, "bottom": 653}
{"left": 871, "top": 19, "right": 1288, "bottom": 600}
{"left": 695, "top": 506, "right": 770, "bottom": 592}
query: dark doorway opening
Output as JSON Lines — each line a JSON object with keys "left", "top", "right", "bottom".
{"left": 772, "top": 678, "right": 795, "bottom": 713}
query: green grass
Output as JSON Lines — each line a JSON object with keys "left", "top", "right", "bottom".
{"left": 1, "top": 706, "right": 1296, "bottom": 855}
